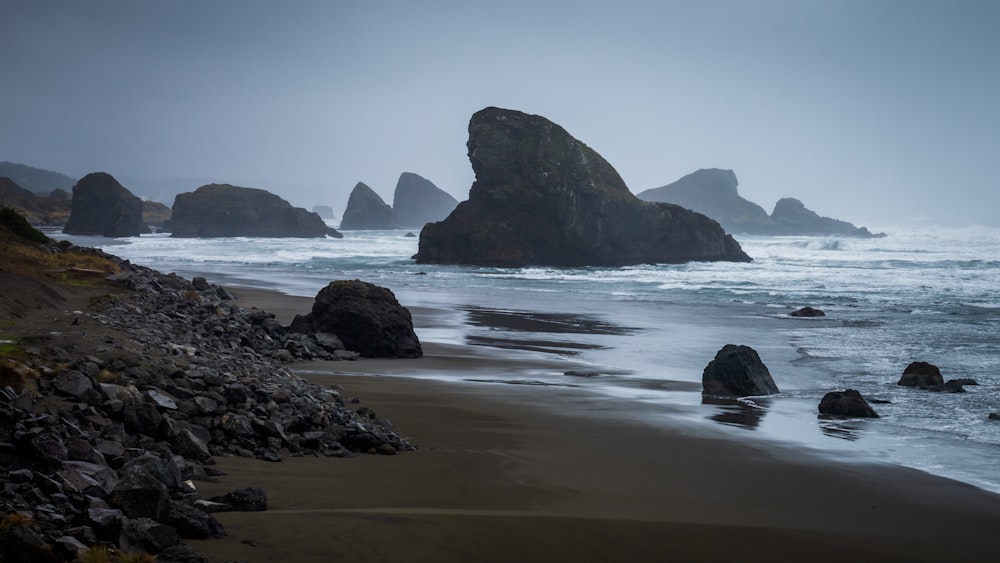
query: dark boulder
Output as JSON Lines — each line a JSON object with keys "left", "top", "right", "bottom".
{"left": 818, "top": 389, "right": 880, "bottom": 418}
{"left": 898, "top": 361, "right": 944, "bottom": 389}
{"left": 392, "top": 172, "right": 458, "bottom": 229}
{"left": 790, "top": 306, "right": 825, "bottom": 317}
{"left": 110, "top": 467, "right": 171, "bottom": 522}
{"left": 63, "top": 172, "right": 145, "bottom": 237}
{"left": 170, "top": 184, "right": 342, "bottom": 238}
{"left": 167, "top": 500, "right": 226, "bottom": 539}
{"left": 209, "top": 486, "right": 267, "bottom": 512}
{"left": 340, "top": 182, "right": 399, "bottom": 230}
{"left": 415, "top": 107, "right": 751, "bottom": 267}
{"left": 290, "top": 280, "right": 422, "bottom": 358}
{"left": 702, "top": 344, "right": 780, "bottom": 397}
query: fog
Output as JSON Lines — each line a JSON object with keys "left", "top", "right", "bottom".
{"left": 3, "top": 0, "right": 999, "bottom": 228}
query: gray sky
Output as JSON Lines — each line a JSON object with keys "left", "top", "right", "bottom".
{"left": 3, "top": 0, "right": 998, "bottom": 228}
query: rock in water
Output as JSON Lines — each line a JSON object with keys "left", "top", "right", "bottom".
{"left": 702, "top": 344, "right": 780, "bottom": 397}
{"left": 170, "top": 184, "right": 342, "bottom": 238}
{"left": 414, "top": 107, "right": 751, "bottom": 267}
{"left": 63, "top": 172, "right": 145, "bottom": 237}
{"left": 818, "top": 389, "right": 880, "bottom": 418}
{"left": 770, "top": 198, "right": 882, "bottom": 237}
{"left": 290, "top": 280, "right": 422, "bottom": 358}
{"left": 790, "top": 306, "right": 825, "bottom": 317}
{"left": 897, "top": 361, "right": 944, "bottom": 389}
{"left": 637, "top": 168, "right": 883, "bottom": 237}
{"left": 392, "top": 172, "right": 459, "bottom": 229}
{"left": 340, "top": 182, "right": 399, "bottom": 230}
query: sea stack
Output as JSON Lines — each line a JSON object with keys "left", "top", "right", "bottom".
{"left": 63, "top": 172, "right": 145, "bottom": 237}
{"left": 392, "top": 172, "right": 458, "bottom": 229}
{"left": 170, "top": 184, "right": 341, "bottom": 238}
{"left": 415, "top": 107, "right": 750, "bottom": 267}
{"left": 340, "top": 182, "right": 399, "bottom": 230}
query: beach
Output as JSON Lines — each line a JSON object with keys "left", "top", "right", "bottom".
{"left": 189, "top": 287, "right": 1000, "bottom": 563}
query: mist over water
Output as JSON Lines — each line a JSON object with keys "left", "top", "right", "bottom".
{"left": 63, "top": 227, "right": 1000, "bottom": 493}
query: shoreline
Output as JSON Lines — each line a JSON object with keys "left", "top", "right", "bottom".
{"left": 187, "top": 285, "right": 1000, "bottom": 562}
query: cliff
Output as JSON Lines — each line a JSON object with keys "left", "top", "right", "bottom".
{"left": 414, "top": 107, "right": 750, "bottom": 267}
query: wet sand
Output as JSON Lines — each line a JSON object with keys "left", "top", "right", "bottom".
{"left": 190, "top": 287, "right": 1000, "bottom": 562}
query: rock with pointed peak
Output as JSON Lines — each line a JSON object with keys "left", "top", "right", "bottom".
{"left": 415, "top": 107, "right": 750, "bottom": 267}
{"left": 340, "top": 182, "right": 399, "bottom": 230}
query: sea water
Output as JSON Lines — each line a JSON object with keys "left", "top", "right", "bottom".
{"left": 58, "top": 226, "right": 1000, "bottom": 493}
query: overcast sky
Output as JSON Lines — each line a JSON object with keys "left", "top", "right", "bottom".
{"left": 3, "top": 0, "right": 998, "bottom": 228}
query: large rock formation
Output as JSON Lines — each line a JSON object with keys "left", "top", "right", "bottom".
{"left": 769, "top": 198, "right": 881, "bottom": 237}
{"left": 63, "top": 172, "right": 145, "bottom": 237}
{"left": 170, "top": 184, "right": 342, "bottom": 238}
{"left": 702, "top": 344, "right": 780, "bottom": 397}
{"left": 392, "top": 172, "right": 459, "bottom": 229}
{"left": 637, "top": 169, "right": 883, "bottom": 237}
{"left": 289, "top": 280, "right": 422, "bottom": 358}
{"left": 340, "top": 182, "right": 399, "bottom": 230}
{"left": 414, "top": 107, "right": 750, "bottom": 267}
{"left": 637, "top": 169, "right": 772, "bottom": 234}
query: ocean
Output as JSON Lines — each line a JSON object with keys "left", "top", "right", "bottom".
{"left": 56, "top": 226, "right": 1000, "bottom": 493}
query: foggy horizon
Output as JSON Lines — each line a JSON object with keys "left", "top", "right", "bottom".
{"left": 3, "top": 0, "right": 999, "bottom": 229}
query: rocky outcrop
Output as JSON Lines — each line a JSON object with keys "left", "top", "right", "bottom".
{"left": 289, "top": 280, "right": 422, "bottom": 358}
{"left": 770, "top": 198, "right": 882, "bottom": 237}
{"left": 818, "top": 389, "right": 880, "bottom": 418}
{"left": 0, "top": 246, "right": 411, "bottom": 560}
{"left": 0, "top": 177, "right": 73, "bottom": 226}
{"left": 340, "top": 182, "right": 399, "bottom": 230}
{"left": 415, "top": 107, "right": 750, "bottom": 267}
{"left": 312, "top": 205, "right": 335, "bottom": 220}
{"left": 637, "top": 169, "right": 884, "bottom": 237}
{"left": 392, "top": 172, "right": 459, "bottom": 229}
{"left": 63, "top": 172, "right": 145, "bottom": 237}
{"left": 142, "top": 201, "right": 171, "bottom": 232}
{"left": 170, "top": 184, "right": 341, "bottom": 238}
{"left": 702, "top": 344, "right": 780, "bottom": 397}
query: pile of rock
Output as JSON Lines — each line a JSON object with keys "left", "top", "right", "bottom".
{"left": 0, "top": 245, "right": 411, "bottom": 561}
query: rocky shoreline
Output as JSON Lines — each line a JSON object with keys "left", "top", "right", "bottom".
{"left": 1, "top": 244, "right": 410, "bottom": 561}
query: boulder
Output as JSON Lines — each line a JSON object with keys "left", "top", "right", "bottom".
{"left": 414, "top": 107, "right": 751, "bottom": 267}
{"left": 818, "top": 389, "right": 880, "bottom": 418}
{"left": 170, "top": 184, "right": 342, "bottom": 238}
{"left": 167, "top": 500, "right": 226, "bottom": 539}
{"left": 209, "top": 486, "right": 267, "bottom": 512}
{"left": 63, "top": 172, "right": 145, "bottom": 237}
{"left": 702, "top": 344, "right": 780, "bottom": 397}
{"left": 289, "top": 280, "right": 422, "bottom": 358}
{"left": 897, "top": 361, "right": 944, "bottom": 389}
{"left": 340, "top": 182, "right": 399, "bottom": 230}
{"left": 110, "top": 467, "right": 171, "bottom": 522}
{"left": 790, "top": 306, "right": 825, "bottom": 317}
{"left": 637, "top": 169, "right": 884, "bottom": 237}
{"left": 391, "top": 172, "right": 459, "bottom": 229}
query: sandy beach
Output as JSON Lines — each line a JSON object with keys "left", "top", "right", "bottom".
{"left": 189, "top": 287, "right": 1000, "bottom": 562}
